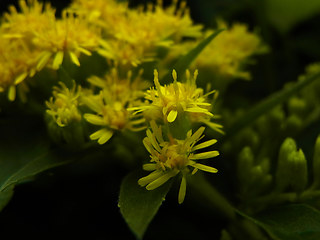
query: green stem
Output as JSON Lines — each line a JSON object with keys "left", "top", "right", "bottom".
{"left": 224, "top": 71, "right": 320, "bottom": 139}
{"left": 188, "top": 173, "right": 236, "bottom": 221}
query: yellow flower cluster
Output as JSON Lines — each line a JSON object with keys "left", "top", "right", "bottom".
{"left": 129, "top": 69, "right": 223, "bottom": 133}
{"left": 0, "top": 0, "right": 267, "bottom": 203}
{"left": 164, "top": 21, "right": 267, "bottom": 80}
{"left": 139, "top": 121, "right": 219, "bottom": 204}
{"left": 71, "top": 0, "right": 202, "bottom": 66}
{"left": 82, "top": 69, "right": 148, "bottom": 144}
{"left": 0, "top": 0, "right": 101, "bottom": 101}
{"left": 194, "top": 21, "right": 267, "bottom": 80}
{"left": 46, "top": 82, "right": 82, "bottom": 127}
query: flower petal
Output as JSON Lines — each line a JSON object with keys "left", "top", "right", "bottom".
{"left": 52, "top": 51, "right": 64, "bottom": 70}
{"left": 70, "top": 51, "right": 81, "bottom": 66}
{"left": 167, "top": 109, "right": 178, "bottom": 123}
{"left": 190, "top": 150, "right": 219, "bottom": 160}
{"left": 84, "top": 114, "right": 105, "bottom": 125}
{"left": 138, "top": 169, "right": 164, "bottom": 187}
{"left": 178, "top": 175, "right": 187, "bottom": 204}
{"left": 192, "top": 139, "right": 217, "bottom": 151}
{"left": 192, "top": 163, "right": 218, "bottom": 173}
{"left": 146, "top": 170, "right": 179, "bottom": 190}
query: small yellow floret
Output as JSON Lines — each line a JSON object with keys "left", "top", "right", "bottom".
{"left": 46, "top": 82, "right": 82, "bottom": 127}
{"left": 129, "top": 69, "right": 223, "bottom": 133}
{"left": 82, "top": 69, "right": 148, "bottom": 144}
{"left": 139, "top": 121, "right": 219, "bottom": 203}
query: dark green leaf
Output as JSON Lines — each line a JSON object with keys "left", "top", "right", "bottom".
{"left": 0, "top": 117, "right": 72, "bottom": 211}
{"left": 265, "top": 0, "right": 320, "bottom": 33}
{"left": 237, "top": 204, "right": 320, "bottom": 240}
{"left": 226, "top": 70, "right": 320, "bottom": 138}
{"left": 0, "top": 186, "right": 14, "bottom": 212}
{"left": 160, "top": 29, "right": 225, "bottom": 83}
{"left": 118, "top": 169, "right": 172, "bottom": 239}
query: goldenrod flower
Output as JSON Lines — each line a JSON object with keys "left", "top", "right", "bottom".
{"left": 3, "top": 0, "right": 101, "bottom": 72}
{"left": 70, "top": 0, "right": 128, "bottom": 30}
{"left": 0, "top": 34, "right": 39, "bottom": 101}
{"left": 83, "top": 0, "right": 202, "bottom": 66}
{"left": 2, "top": 0, "right": 55, "bottom": 38}
{"left": 194, "top": 21, "right": 267, "bottom": 80}
{"left": 139, "top": 121, "right": 219, "bottom": 203}
{"left": 46, "top": 82, "right": 82, "bottom": 127}
{"left": 129, "top": 69, "right": 223, "bottom": 133}
{"left": 83, "top": 69, "right": 148, "bottom": 144}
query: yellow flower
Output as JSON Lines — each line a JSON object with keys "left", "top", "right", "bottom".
{"left": 194, "top": 21, "right": 267, "bottom": 80}
{"left": 2, "top": 0, "right": 55, "bottom": 38}
{"left": 46, "top": 82, "right": 82, "bottom": 127}
{"left": 70, "top": 0, "right": 128, "bottom": 30}
{"left": 3, "top": 0, "right": 101, "bottom": 72}
{"left": 88, "top": 0, "right": 202, "bottom": 66}
{"left": 32, "top": 10, "right": 101, "bottom": 70}
{"left": 138, "top": 121, "right": 219, "bottom": 204}
{"left": 129, "top": 69, "right": 223, "bottom": 133}
{"left": 82, "top": 69, "right": 148, "bottom": 144}
{"left": 0, "top": 34, "right": 39, "bottom": 101}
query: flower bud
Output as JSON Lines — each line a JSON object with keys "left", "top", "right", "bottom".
{"left": 289, "top": 149, "right": 308, "bottom": 193}
{"left": 288, "top": 97, "right": 307, "bottom": 117}
{"left": 312, "top": 135, "right": 320, "bottom": 188}
{"left": 275, "top": 138, "right": 308, "bottom": 193}
{"left": 46, "top": 114, "right": 87, "bottom": 149}
{"left": 237, "top": 146, "right": 254, "bottom": 188}
{"left": 275, "top": 138, "right": 297, "bottom": 192}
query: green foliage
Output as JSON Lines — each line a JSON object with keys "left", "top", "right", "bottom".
{"left": 118, "top": 170, "right": 172, "bottom": 239}
{"left": 225, "top": 70, "right": 320, "bottom": 138}
{"left": 265, "top": 0, "right": 320, "bottom": 33}
{"left": 239, "top": 204, "right": 320, "bottom": 240}
{"left": 0, "top": 118, "right": 72, "bottom": 212}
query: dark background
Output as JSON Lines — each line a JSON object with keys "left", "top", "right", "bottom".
{"left": 1, "top": 0, "right": 320, "bottom": 239}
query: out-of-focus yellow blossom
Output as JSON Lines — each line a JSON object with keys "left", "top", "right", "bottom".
{"left": 3, "top": 0, "right": 101, "bottom": 72}
{"left": 0, "top": 35, "right": 40, "bottom": 101}
{"left": 194, "top": 21, "right": 267, "bottom": 80}
{"left": 77, "top": 0, "right": 202, "bottom": 66}
{"left": 2, "top": 0, "right": 56, "bottom": 38}
{"left": 70, "top": 0, "right": 128, "bottom": 31}
{"left": 139, "top": 121, "right": 219, "bottom": 203}
{"left": 83, "top": 69, "right": 148, "bottom": 144}
{"left": 129, "top": 69, "right": 223, "bottom": 133}
{"left": 32, "top": 10, "right": 101, "bottom": 70}
{"left": 46, "top": 82, "right": 82, "bottom": 127}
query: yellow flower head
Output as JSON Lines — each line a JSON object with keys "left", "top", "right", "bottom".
{"left": 130, "top": 69, "right": 223, "bottom": 133}
{"left": 94, "top": 0, "right": 202, "bottom": 66}
{"left": 0, "top": 35, "right": 39, "bottom": 101}
{"left": 32, "top": 10, "right": 101, "bottom": 70}
{"left": 83, "top": 69, "right": 148, "bottom": 144}
{"left": 46, "top": 82, "right": 82, "bottom": 127}
{"left": 3, "top": 0, "right": 101, "bottom": 72}
{"left": 194, "top": 21, "right": 267, "bottom": 80}
{"left": 139, "top": 121, "right": 219, "bottom": 203}
{"left": 2, "top": 0, "right": 56, "bottom": 38}
{"left": 70, "top": 0, "right": 128, "bottom": 30}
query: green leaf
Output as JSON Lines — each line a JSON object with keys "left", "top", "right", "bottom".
{"left": 226, "top": 70, "right": 320, "bottom": 138}
{"left": 237, "top": 204, "right": 320, "bottom": 240}
{"left": 160, "top": 29, "right": 225, "bottom": 83}
{"left": 265, "top": 0, "right": 320, "bottom": 33}
{"left": 118, "top": 169, "right": 172, "bottom": 239}
{"left": 0, "top": 117, "right": 72, "bottom": 211}
{"left": 0, "top": 186, "right": 14, "bottom": 212}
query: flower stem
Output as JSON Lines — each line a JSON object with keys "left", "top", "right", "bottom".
{"left": 188, "top": 173, "right": 236, "bottom": 221}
